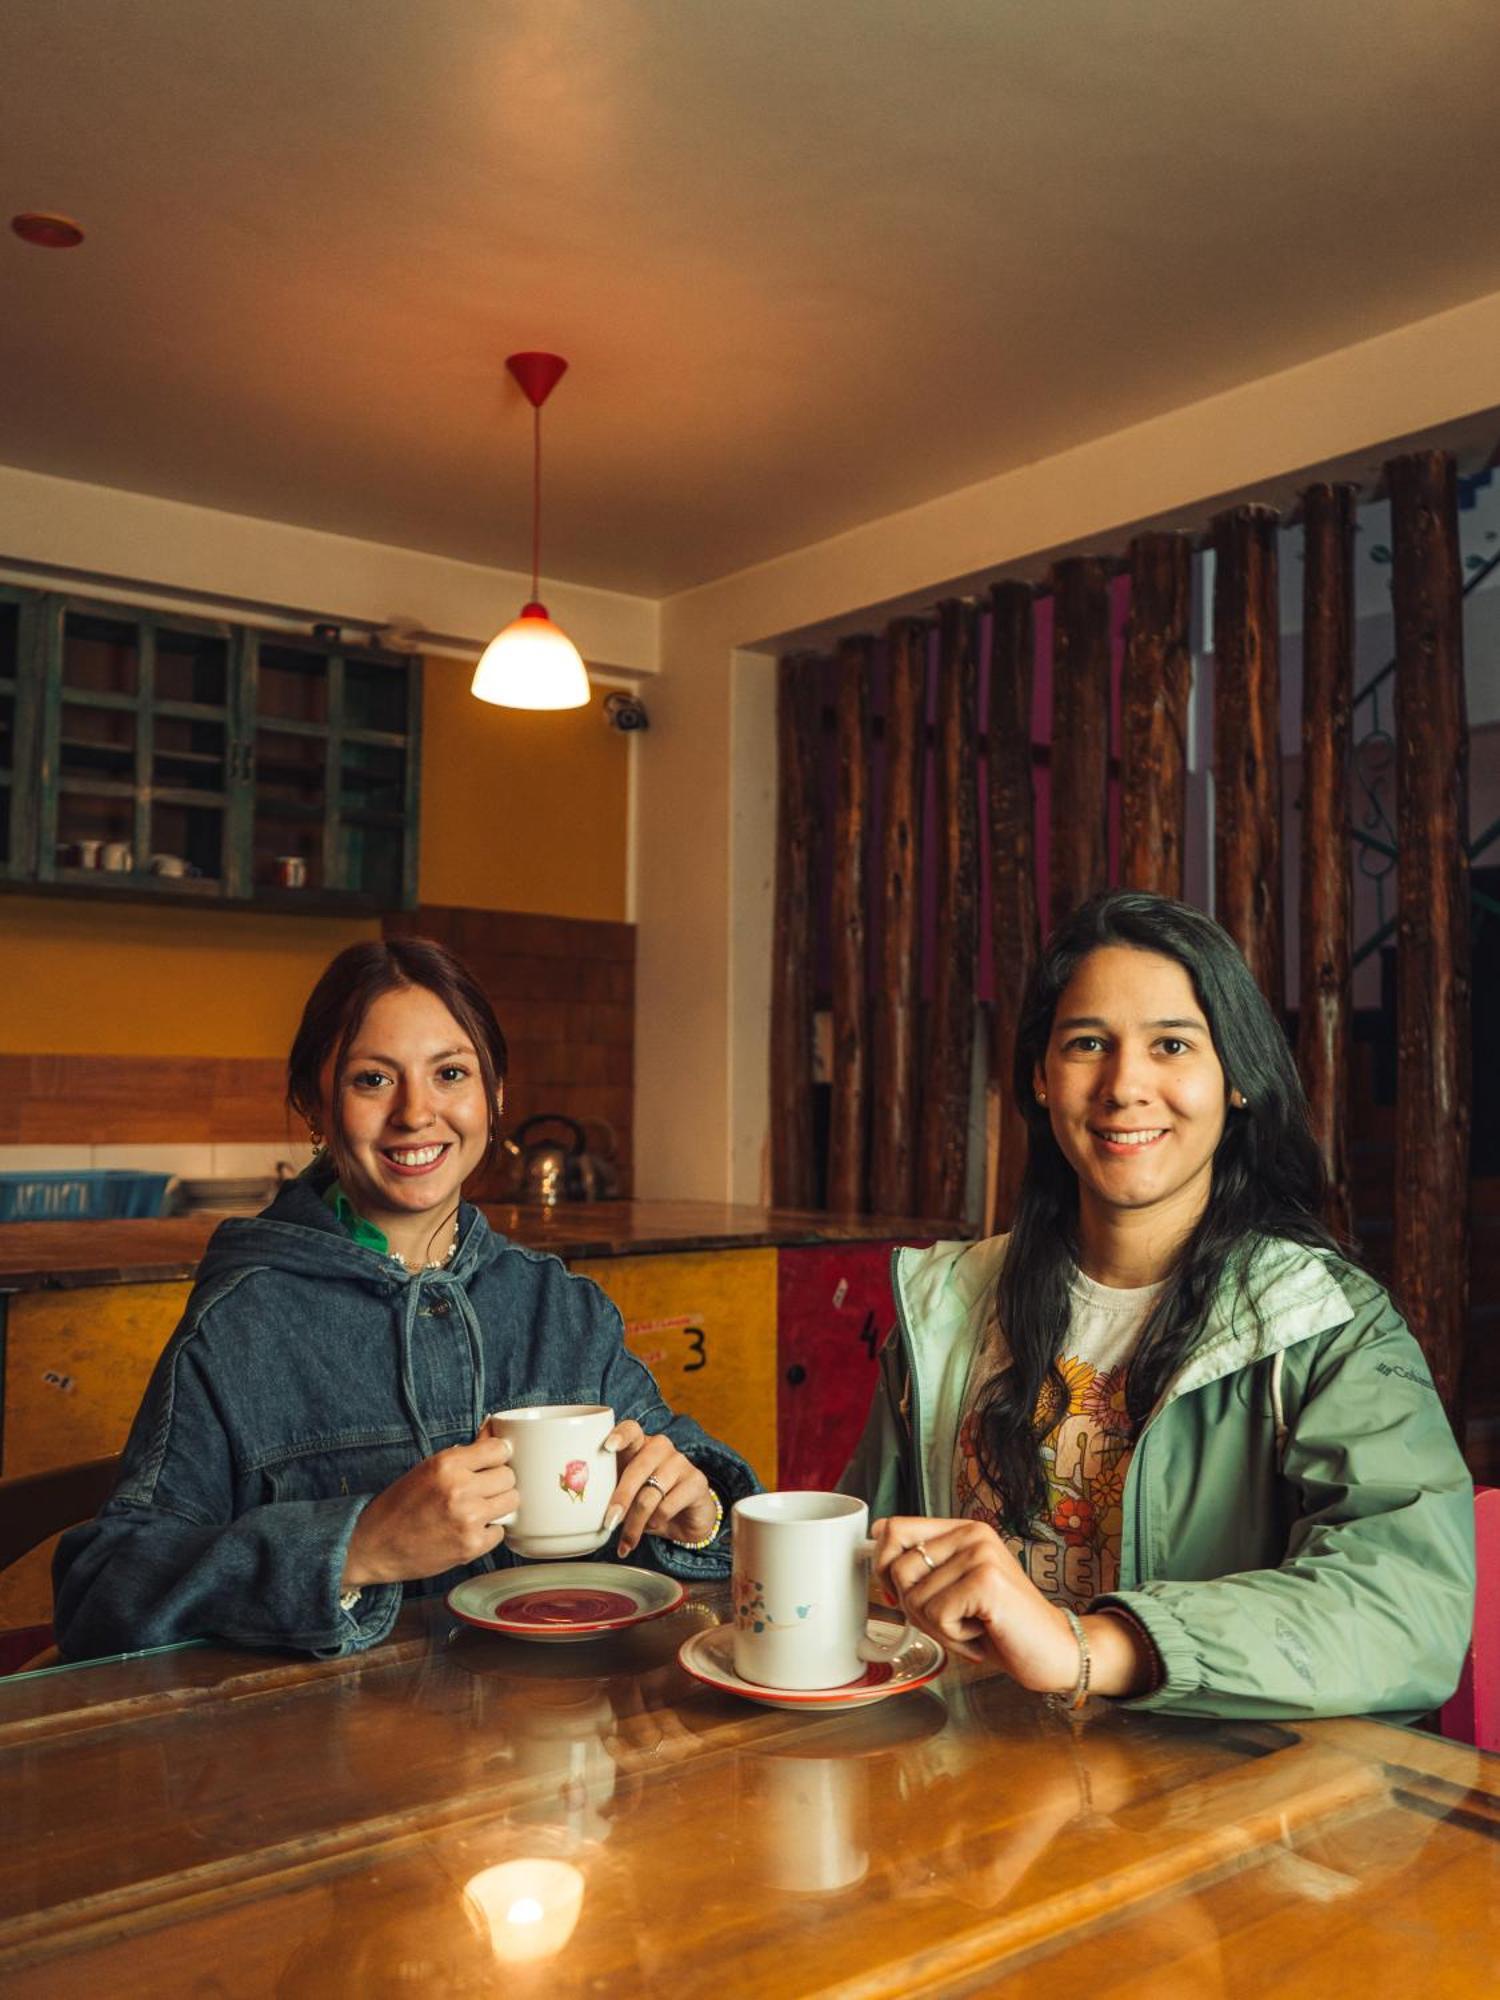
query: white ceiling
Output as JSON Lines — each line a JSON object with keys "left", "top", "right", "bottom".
{"left": 5, "top": 1, "right": 1500, "bottom": 599}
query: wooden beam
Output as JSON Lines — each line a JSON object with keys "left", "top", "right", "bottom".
{"left": 1389, "top": 450, "right": 1471, "bottom": 1413}
{"left": 870, "top": 618, "right": 926, "bottom": 1217}
{"left": 769, "top": 654, "right": 822, "bottom": 1209}
{"left": 1048, "top": 557, "right": 1112, "bottom": 932}
{"left": 917, "top": 600, "right": 978, "bottom": 1221}
{"left": 987, "top": 582, "right": 1038, "bottom": 1231}
{"left": 1212, "top": 505, "right": 1285, "bottom": 1008}
{"left": 1297, "top": 484, "right": 1356, "bottom": 1247}
{"left": 827, "top": 635, "right": 872, "bottom": 1213}
{"left": 1120, "top": 533, "right": 1193, "bottom": 898}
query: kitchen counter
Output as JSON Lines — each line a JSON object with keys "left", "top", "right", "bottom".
{"left": 0, "top": 1200, "right": 968, "bottom": 1292}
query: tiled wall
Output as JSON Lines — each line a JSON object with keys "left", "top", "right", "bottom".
{"left": 384, "top": 905, "right": 635, "bottom": 1199}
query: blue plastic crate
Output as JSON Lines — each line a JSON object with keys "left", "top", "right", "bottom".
{"left": 0, "top": 1170, "right": 173, "bottom": 1222}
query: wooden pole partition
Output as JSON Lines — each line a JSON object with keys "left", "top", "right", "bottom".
{"left": 827, "top": 635, "right": 872, "bottom": 1213}
{"left": 987, "top": 581, "right": 1038, "bottom": 1231}
{"left": 1212, "top": 505, "right": 1285, "bottom": 1009}
{"left": 1297, "top": 484, "right": 1356, "bottom": 1247}
{"left": 769, "top": 653, "right": 822, "bottom": 1209}
{"left": 1048, "top": 557, "right": 1112, "bottom": 932}
{"left": 1389, "top": 450, "right": 1470, "bottom": 1414}
{"left": 917, "top": 600, "right": 978, "bottom": 1221}
{"left": 1120, "top": 533, "right": 1193, "bottom": 898}
{"left": 870, "top": 618, "right": 926, "bottom": 1217}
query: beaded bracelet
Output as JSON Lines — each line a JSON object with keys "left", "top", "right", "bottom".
{"left": 1057, "top": 1605, "right": 1091, "bottom": 1711}
{"left": 678, "top": 1489, "right": 725, "bottom": 1551}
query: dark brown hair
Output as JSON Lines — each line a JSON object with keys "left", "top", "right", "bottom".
{"left": 286, "top": 938, "right": 509, "bottom": 1176}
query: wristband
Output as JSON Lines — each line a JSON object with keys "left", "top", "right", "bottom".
{"left": 677, "top": 1489, "right": 725, "bottom": 1551}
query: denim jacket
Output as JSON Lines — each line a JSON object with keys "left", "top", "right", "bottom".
{"left": 54, "top": 1171, "right": 760, "bottom": 1661}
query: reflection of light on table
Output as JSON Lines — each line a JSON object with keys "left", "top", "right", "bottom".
{"left": 464, "top": 1859, "right": 585, "bottom": 1964}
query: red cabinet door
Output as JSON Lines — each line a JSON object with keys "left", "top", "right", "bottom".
{"left": 776, "top": 1241, "right": 911, "bottom": 1491}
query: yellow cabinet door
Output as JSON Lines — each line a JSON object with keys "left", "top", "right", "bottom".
{"left": 571, "top": 1250, "right": 778, "bottom": 1489}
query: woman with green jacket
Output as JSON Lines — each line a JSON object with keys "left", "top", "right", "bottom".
{"left": 846, "top": 891, "right": 1474, "bottom": 1721}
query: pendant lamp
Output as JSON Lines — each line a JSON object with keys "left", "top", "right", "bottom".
{"left": 471, "top": 351, "right": 590, "bottom": 711}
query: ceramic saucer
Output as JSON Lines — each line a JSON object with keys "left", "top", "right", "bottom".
{"left": 447, "top": 1562, "right": 685, "bottom": 1643}
{"left": 677, "top": 1618, "right": 946, "bottom": 1711}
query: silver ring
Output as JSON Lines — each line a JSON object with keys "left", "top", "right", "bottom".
{"left": 642, "top": 1474, "right": 668, "bottom": 1496}
{"left": 915, "top": 1544, "right": 937, "bottom": 1573}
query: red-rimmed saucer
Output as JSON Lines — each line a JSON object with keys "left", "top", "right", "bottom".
{"left": 677, "top": 1618, "right": 946, "bottom": 1711}
{"left": 447, "top": 1562, "right": 685, "bottom": 1643}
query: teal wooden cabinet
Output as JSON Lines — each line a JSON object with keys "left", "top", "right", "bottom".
{"left": 0, "top": 584, "right": 44, "bottom": 883}
{"left": 11, "top": 588, "right": 421, "bottom": 912}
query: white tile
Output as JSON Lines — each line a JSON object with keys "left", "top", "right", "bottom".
{"left": 210, "top": 1142, "right": 315, "bottom": 1179}
{"left": 0, "top": 1145, "right": 94, "bottom": 1172}
{"left": 92, "top": 1144, "right": 216, "bottom": 1178}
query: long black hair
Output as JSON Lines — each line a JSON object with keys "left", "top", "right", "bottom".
{"left": 975, "top": 890, "right": 1335, "bottom": 1534}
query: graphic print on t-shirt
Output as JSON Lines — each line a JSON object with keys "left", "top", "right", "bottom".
{"left": 954, "top": 1272, "right": 1159, "bottom": 1609}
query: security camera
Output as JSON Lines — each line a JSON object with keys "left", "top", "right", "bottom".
{"left": 603, "top": 691, "right": 649, "bottom": 732}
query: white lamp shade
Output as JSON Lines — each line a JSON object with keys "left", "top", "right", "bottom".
{"left": 471, "top": 604, "right": 590, "bottom": 710}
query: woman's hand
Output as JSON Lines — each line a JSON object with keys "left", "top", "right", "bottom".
{"left": 871, "top": 1515, "right": 1155, "bottom": 1698}
{"left": 342, "top": 1423, "right": 518, "bottom": 1589}
{"left": 604, "top": 1420, "right": 717, "bottom": 1558}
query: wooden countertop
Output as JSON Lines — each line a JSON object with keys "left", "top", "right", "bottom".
{"left": 2, "top": 1590, "right": 1495, "bottom": 1995}
{"left": 0, "top": 1200, "right": 969, "bottom": 1291}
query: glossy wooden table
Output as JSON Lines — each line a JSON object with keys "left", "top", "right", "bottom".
{"left": 0, "top": 1589, "right": 1495, "bottom": 1996}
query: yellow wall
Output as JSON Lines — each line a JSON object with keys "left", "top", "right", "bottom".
{"left": 0, "top": 899, "right": 378, "bottom": 1055}
{"left": 417, "top": 653, "right": 628, "bottom": 920}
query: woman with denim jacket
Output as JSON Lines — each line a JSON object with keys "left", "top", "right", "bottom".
{"left": 845, "top": 891, "right": 1474, "bottom": 1720}
{"left": 55, "top": 940, "right": 759, "bottom": 1661}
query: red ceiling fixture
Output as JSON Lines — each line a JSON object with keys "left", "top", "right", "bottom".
{"left": 470, "top": 350, "right": 590, "bottom": 712}
{"left": 11, "top": 212, "right": 85, "bottom": 250}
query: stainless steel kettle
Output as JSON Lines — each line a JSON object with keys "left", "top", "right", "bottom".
{"left": 502, "top": 1114, "right": 617, "bottom": 1205}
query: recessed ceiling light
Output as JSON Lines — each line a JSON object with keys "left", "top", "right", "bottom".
{"left": 11, "top": 212, "right": 85, "bottom": 249}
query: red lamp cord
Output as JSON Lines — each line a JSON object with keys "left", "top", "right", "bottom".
{"left": 531, "top": 404, "right": 542, "bottom": 606}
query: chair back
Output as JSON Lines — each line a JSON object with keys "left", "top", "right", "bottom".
{"left": 0, "top": 1456, "right": 121, "bottom": 1578}
{"left": 1440, "top": 1485, "right": 1499, "bottom": 1754}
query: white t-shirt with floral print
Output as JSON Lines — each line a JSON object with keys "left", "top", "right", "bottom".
{"left": 953, "top": 1270, "right": 1162, "bottom": 1610}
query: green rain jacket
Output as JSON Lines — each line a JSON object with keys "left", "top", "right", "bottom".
{"left": 841, "top": 1234, "right": 1475, "bottom": 1721}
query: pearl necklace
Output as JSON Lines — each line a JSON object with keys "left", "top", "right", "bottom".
{"left": 390, "top": 1215, "right": 461, "bottom": 1271}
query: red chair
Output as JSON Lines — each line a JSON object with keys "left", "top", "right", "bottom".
{"left": 0, "top": 1456, "right": 120, "bottom": 1673}
{"left": 1440, "top": 1485, "right": 1499, "bottom": 1754}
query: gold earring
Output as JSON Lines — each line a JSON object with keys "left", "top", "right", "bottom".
{"left": 1036, "top": 1089, "right": 1048, "bottom": 1106}
{"left": 308, "top": 1126, "right": 325, "bottom": 1151}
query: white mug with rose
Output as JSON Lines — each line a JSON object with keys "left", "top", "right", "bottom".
{"left": 731, "top": 1491, "right": 913, "bottom": 1690}
{"left": 487, "top": 1403, "right": 618, "bottom": 1559}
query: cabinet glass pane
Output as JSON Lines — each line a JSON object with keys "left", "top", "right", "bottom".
{"left": 149, "top": 800, "right": 224, "bottom": 883}
{"left": 257, "top": 644, "right": 328, "bottom": 725}
{"left": 0, "top": 598, "right": 17, "bottom": 680}
{"left": 255, "top": 726, "right": 325, "bottom": 809}
{"left": 63, "top": 612, "right": 139, "bottom": 696}
{"left": 344, "top": 658, "right": 406, "bottom": 734}
{"left": 343, "top": 821, "right": 402, "bottom": 903}
{"left": 340, "top": 739, "right": 406, "bottom": 814}
{"left": 60, "top": 699, "right": 135, "bottom": 780}
{"left": 156, "top": 629, "right": 229, "bottom": 708}
{"left": 153, "top": 715, "right": 226, "bottom": 793}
